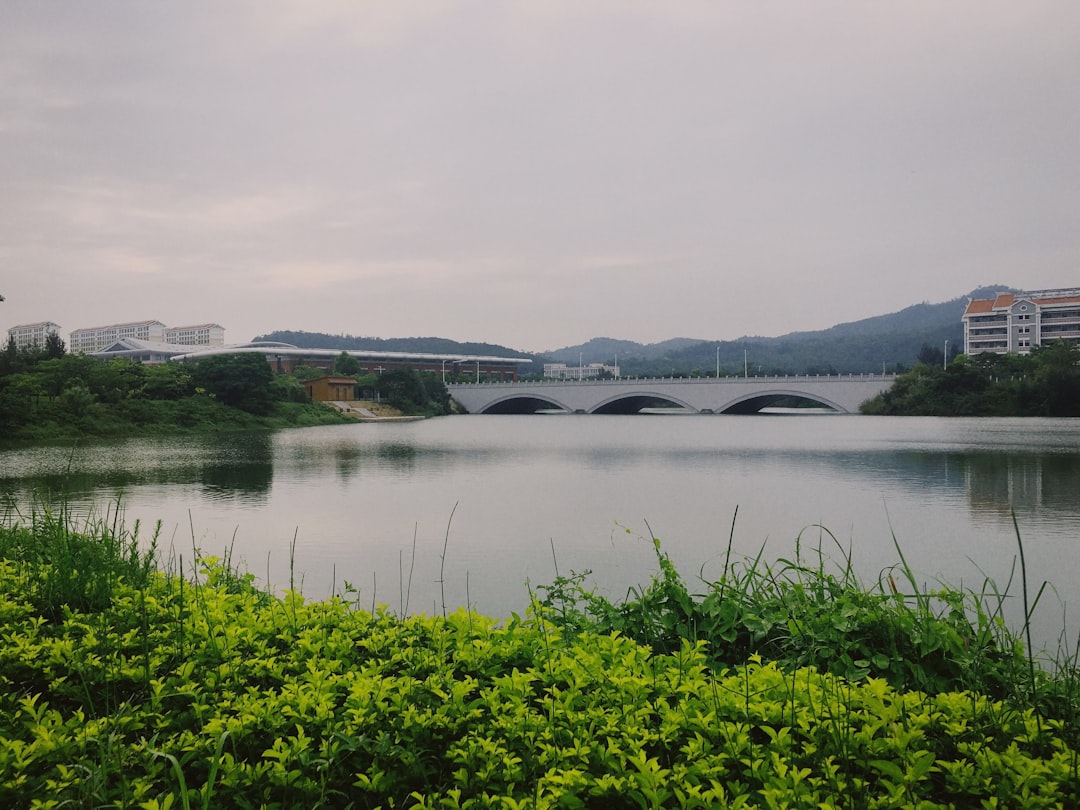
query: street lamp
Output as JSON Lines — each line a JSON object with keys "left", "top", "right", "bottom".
{"left": 944, "top": 340, "right": 949, "bottom": 370}
{"left": 716, "top": 345, "right": 720, "bottom": 378}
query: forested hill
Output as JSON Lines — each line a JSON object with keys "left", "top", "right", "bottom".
{"left": 550, "top": 286, "right": 1013, "bottom": 376}
{"left": 258, "top": 286, "right": 1013, "bottom": 377}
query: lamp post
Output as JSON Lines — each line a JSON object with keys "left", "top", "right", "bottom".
{"left": 716, "top": 345, "right": 720, "bottom": 378}
{"left": 944, "top": 340, "right": 949, "bottom": 370}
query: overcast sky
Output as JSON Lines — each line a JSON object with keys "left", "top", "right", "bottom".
{"left": 2, "top": 2, "right": 1077, "bottom": 352}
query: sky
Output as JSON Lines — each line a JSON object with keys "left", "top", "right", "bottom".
{"left": 1, "top": 2, "right": 1077, "bottom": 354}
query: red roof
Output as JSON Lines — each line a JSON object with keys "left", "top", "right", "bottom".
{"left": 1032, "top": 295, "right": 1080, "bottom": 306}
{"left": 964, "top": 299, "right": 995, "bottom": 315}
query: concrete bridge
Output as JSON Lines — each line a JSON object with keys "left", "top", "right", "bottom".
{"left": 447, "top": 374, "right": 896, "bottom": 415}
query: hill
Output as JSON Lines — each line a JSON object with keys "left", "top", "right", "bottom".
{"left": 549, "top": 286, "right": 1012, "bottom": 376}
{"left": 256, "top": 286, "right": 1013, "bottom": 377}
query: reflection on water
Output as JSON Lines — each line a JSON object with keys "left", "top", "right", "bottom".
{"left": 2, "top": 416, "right": 1078, "bottom": 651}
{"left": 963, "top": 454, "right": 1080, "bottom": 520}
{"left": 0, "top": 433, "right": 275, "bottom": 504}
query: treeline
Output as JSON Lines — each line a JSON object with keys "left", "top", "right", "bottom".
{"left": 861, "top": 340, "right": 1080, "bottom": 416}
{"left": 306, "top": 351, "right": 452, "bottom": 416}
{"left": 0, "top": 342, "right": 444, "bottom": 443}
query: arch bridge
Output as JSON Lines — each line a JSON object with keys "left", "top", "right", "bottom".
{"left": 447, "top": 374, "right": 895, "bottom": 415}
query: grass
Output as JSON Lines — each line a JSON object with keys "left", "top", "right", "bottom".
{"left": 535, "top": 518, "right": 1079, "bottom": 733}
{"left": 0, "top": 501, "right": 1077, "bottom": 807}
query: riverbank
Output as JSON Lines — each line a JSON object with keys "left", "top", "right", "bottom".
{"left": 1, "top": 511, "right": 1076, "bottom": 807}
{"left": 0, "top": 399, "right": 357, "bottom": 446}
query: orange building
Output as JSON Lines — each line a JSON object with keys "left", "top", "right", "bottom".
{"left": 303, "top": 376, "right": 360, "bottom": 403}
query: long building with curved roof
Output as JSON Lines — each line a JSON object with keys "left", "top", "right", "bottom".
{"left": 92, "top": 339, "right": 530, "bottom": 380}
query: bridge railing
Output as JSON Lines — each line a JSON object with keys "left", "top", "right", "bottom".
{"left": 447, "top": 373, "right": 897, "bottom": 388}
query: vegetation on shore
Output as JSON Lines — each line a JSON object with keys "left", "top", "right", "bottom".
{"left": 0, "top": 342, "right": 452, "bottom": 444}
{"left": 1, "top": 505, "right": 1076, "bottom": 807}
{"left": 861, "top": 341, "right": 1080, "bottom": 416}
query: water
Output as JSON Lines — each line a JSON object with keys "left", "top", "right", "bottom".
{"left": 2, "top": 416, "right": 1079, "bottom": 650}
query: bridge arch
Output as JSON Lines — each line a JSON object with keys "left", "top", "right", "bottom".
{"left": 591, "top": 391, "right": 696, "bottom": 414}
{"left": 718, "top": 389, "right": 847, "bottom": 415}
{"left": 474, "top": 394, "right": 571, "bottom": 414}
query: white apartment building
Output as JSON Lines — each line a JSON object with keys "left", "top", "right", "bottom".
{"left": 164, "top": 323, "right": 225, "bottom": 346}
{"left": 543, "top": 362, "right": 620, "bottom": 380}
{"left": 963, "top": 289, "right": 1080, "bottom": 355}
{"left": 69, "top": 321, "right": 226, "bottom": 354}
{"left": 6, "top": 321, "right": 62, "bottom": 351}
{"left": 69, "top": 320, "right": 167, "bottom": 354}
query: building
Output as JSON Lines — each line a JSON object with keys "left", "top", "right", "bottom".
{"left": 172, "top": 343, "right": 529, "bottom": 380}
{"left": 70, "top": 320, "right": 224, "bottom": 353}
{"left": 164, "top": 323, "right": 225, "bottom": 346}
{"left": 303, "top": 376, "right": 361, "bottom": 403}
{"left": 962, "top": 289, "right": 1080, "bottom": 355}
{"left": 85, "top": 339, "right": 530, "bottom": 378}
{"left": 543, "top": 362, "right": 620, "bottom": 380}
{"left": 6, "top": 321, "right": 62, "bottom": 351}
{"left": 89, "top": 338, "right": 193, "bottom": 364}
{"left": 70, "top": 320, "right": 167, "bottom": 354}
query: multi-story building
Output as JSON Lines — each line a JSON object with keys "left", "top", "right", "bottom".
{"left": 69, "top": 320, "right": 166, "bottom": 354}
{"left": 6, "top": 321, "right": 63, "bottom": 351}
{"left": 963, "top": 289, "right": 1080, "bottom": 355}
{"left": 164, "top": 323, "right": 225, "bottom": 346}
{"left": 70, "top": 320, "right": 225, "bottom": 354}
{"left": 543, "top": 362, "right": 620, "bottom": 380}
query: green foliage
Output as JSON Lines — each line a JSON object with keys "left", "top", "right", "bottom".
{"left": 42, "top": 331, "right": 66, "bottom": 360}
{"left": 142, "top": 363, "right": 194, "bottom": 400}
{"left": 535, "top": 526, "right": 1078, "bottom": 727}
{"left": 331, "top": 351, "right": 362, "bottom": 376}
{"left": 283, "top": 363, "right": 322, "bottom": 383}
{"left": 190, "top": 354, "right": 275, "bottom": 415}
{"left": 0, "top": 511, "right": 1077, "bottom": 807}
{"left": 377, "top": 369, "right": 451, "bottom": 416}
{"left": 0, "top": 351, "right": 353, "bottom": 443}
{"left": 269, "top": 373, "right": 308, "bottom": 404}
{"left": 0, "top": 502, "right": 159, "bottom": 624}
{"left": 862, "top": 342, "right": 1080, "bottom": 416}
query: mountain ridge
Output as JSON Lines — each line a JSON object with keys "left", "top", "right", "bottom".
{"left": 256, "top": 285, "right": 1013, "bottom": 376}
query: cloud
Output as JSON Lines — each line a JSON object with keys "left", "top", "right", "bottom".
{"left": 1, "top": 2, "right": 1078, "bottom": 349}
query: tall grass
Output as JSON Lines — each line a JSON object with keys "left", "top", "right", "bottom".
{"left": 534, "top": 520, "right": 1080, "bottom": 737}
{"left": 0, "top": 495, "right": 159, "bottom": 619}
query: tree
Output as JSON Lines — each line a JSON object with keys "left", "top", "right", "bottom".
{"left": 376, "top": 369, "right": 451, "bottom": 415}
{"left": 0, "top": 336, "right": 18, "bottom": 377}
{"left": 191, "top": 353, "right": 275, "bottom": 414}
{"left": 917, "top": 343, "right": 944, "bottom": 367}
{"left": 43, "top": 331, "right": 66, "bottom": 359}
{"left": 1032, "top": 341, "right": 1080, "bottom": 416}
{"left": 332, "top": 351, "right": 361, "bottom": 376}
{"left": 142, "top": 362, "right": 194, "bottom": 400}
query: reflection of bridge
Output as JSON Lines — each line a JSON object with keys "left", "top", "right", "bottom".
{"left": 448, "top": 374, "right": 896, "bottom": 414}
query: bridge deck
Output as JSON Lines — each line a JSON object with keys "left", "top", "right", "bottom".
{"left": 447, "top": 374, "right": 895, "bottom": 415}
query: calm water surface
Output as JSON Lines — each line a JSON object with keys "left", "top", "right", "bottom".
{"left": 3, "top": 415, "right": 1079, "bottom": 648}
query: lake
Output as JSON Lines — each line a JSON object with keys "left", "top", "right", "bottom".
{"left": 3, "top": 415, "right": 1079, "bottom": 651}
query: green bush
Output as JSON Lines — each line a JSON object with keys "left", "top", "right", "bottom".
{"left": 0, "top": 514, "right": 1077, "bottom": 807}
